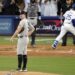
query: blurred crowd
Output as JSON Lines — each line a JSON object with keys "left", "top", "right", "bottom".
{"left": 0, "top": 0, "right": 75, "bottom": 16}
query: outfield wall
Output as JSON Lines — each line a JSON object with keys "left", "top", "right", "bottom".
{"left": 0, "top": 16, "right": 62, "bottom": 36}
{"left": 0, "top": 15, "right": 19, "bottom": 35}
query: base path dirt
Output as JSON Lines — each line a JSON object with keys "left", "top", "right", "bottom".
{"left": 0, "top": 71, "right": 60, "bottom": 75}
{"left": 0, "top": 44, "right": 75, "bottom": 56}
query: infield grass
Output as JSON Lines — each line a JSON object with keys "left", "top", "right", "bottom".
{"left": 0, "top": 36, "right": 74, "bottom": 45}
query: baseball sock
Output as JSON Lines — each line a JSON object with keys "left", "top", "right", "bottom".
{"left": 52, "top": 40, "right": 58, "bottom": 48}
{"left": 18, "top": 55, "right": 22, "bottom": 69}
{"left": 22, "top": 55, "right": 27, "bottom": 69}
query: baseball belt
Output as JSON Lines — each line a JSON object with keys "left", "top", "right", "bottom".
{"left": 18, "top": 35, "right": 27, "bottom": 38}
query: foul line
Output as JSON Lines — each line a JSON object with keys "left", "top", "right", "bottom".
{"left": 4, "top": 37, "right": 62, "bottom": 43}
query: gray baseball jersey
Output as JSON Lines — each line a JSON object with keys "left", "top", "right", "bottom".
{"left": 17, "top": 18, "right": 34, "bottom": 55}
{"left": 25, "top": 3, "right": 41, "bottom": 26}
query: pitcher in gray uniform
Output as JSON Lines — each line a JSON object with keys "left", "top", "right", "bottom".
{"left": 10, "top": 11, "right": 34, "bottom": 71}
{"left": 25, "top": 0, "right": 41, "bottom": 47}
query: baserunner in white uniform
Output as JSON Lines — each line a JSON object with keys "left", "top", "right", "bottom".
{"left": 10, "top": 11, "right": 34, "bottom": 71}
{"left": 52, "top": 4, "right": 75, "bottom": 49}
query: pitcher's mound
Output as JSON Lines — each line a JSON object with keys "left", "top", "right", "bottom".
{"left": 0, "top": 71, "right": 60, "bottom": 75}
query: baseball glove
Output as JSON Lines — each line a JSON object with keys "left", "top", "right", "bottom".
{"left": 19, "top": 27, "right": 24, "bottom": 33}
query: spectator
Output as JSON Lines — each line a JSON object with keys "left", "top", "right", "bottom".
{"left": 41, "top": 0, "right": 45, "bottom": 3}
{"left": 41, "top": 0, "right": 57, "bottom": 16}
{"left": 23, "top": 0, "right": 30, "bottom": 9}
{"left": 1, "top": 0, "right": 11, "bottom": 14}
{"left": 73, "top": 0, "right": 75, "bottom": 3}
{"left": 24, "top": 0, "right": 30, "bottom": 5}
{"left": 41, "top": 0, "right": 51, "bottom": 16}
{"left": 49, "top": 0, "right": 57, "bottom": 16}
{"left": 57, "top": 0, "right": 66, "bottom": 15}
{"left": 35, "top": 0, "right": 41, "bottom": 4}
{"left": 1, "top": 0, "right": 20, "bottom": 15}
{"left": 0, "top": 1, "right": 3, "bottom": 13}
{"left": 15, "top": 0, "right": 25, "bottom": 12}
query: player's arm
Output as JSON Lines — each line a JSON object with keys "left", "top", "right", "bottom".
{"left": 28, "top": 26, "right": 35, "bottom": 36}
{"left": 10, "top": 24, "right": 23, "bottom": 41}
{"left": 28, "top": 22, "right": 35, "bottom": 36}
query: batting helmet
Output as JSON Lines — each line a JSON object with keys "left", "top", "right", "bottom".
{"left": 72, "top": 4, "right": 75, "bottom": 10}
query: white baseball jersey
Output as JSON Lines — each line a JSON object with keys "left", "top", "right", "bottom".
{"left": 63, "top": 9, "right": 75, "bottom": 25}
{"left": 17, "top": 18, "right": 34, "bottom": 55}
{"left": 55, "top": 9, "right": 75, "bottom": 42}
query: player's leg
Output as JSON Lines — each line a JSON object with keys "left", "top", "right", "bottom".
{"left": 22, "top": 37, "right": 29, "bottom": 71}
{"left": 22, "top": 55, "right": 27, "bottom": 71}
{"left": 16, "top": 38, "right": 24, "bottom": 71}
{"left": 28, "top": 18, "right": 36, "bottom": 47}
{"left": 72, "top": 35, "right": 75, "bottom": 45}
{"left": 68, "top": 25, "right": 75, "bottom": 35}
{"left": 31, "top": 27, "right": 36, "bottom": 46}
{"left": 62, "top": 33, "right": 68, "bottom": 46}
{"left": 22, "top": 45, "right": 27, "bottom": 71}
{"left": 17, "top": 54, "right": 22, "bottom": 71}
{"left": 52, "top": 25, "right": 67, "bottom": 49}
{"left": 68, "top": 26, "right": 75, "bottom": 45}
{"left": 31, "top": 18, "right": 37, "bottom": 47}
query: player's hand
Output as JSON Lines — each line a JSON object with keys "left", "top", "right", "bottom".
{"left": 10, "top": 37, "right": 14, "bottom": 42}
{"left": 28, "top": 32, "right": 32, "bottom": 36}
{"left": 28, "top": 33, "right": 30, "bottom": 36}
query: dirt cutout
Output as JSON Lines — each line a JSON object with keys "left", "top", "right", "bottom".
{"left": 0, "top": 44, "right": 75, "bottom": 56}
{"left": 0, "top": 71, "right": 60, "bottom": 75}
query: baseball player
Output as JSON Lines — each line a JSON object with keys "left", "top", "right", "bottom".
{"left": 10, "top": 11, "right": 34, "bottom": 71}
{"left": 24, "top": 0, "right": 41, "bottom": 47}
{"left": 52, "top": 3, "right": 75, "bottom": 49}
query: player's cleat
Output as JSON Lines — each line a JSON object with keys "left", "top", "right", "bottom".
{"left": 62, "top": 43, "right": 66, "bottom": 46}
{"left": 52, "top": 40, "right": 58, "bottom": 49}
{"left": 73, "top": 42, "right": 75, "bottom": 45}
{"left": 52, "top": 44, "right": 56, "bottom": 49}
{"left": 22, "top": 68, "right": 27, "bottom": 72}
{"left": 16, "top": 68, "right": 22, "bottom": 72}
{"left": 31, "top": 44, "right": 36, "bottom": 48}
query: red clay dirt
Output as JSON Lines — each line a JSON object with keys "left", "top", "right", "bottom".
{"left": 0, "top": 44, "right": 75, "bottom": 56}
{"left": 0, "top": 71, "right": 60, "bottom": 75}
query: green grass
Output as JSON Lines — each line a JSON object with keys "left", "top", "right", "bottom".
{"left": 0, "top": 56, "right": 75, "bottom": 75}
{"left": 0, "top": 36, "right": 17, "bottom": 45}
{"left": 29, "top": 56, "right": 75, "bottom": 75}
{"left": 0, "top": 36, "right": 74, "bottom": 45}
